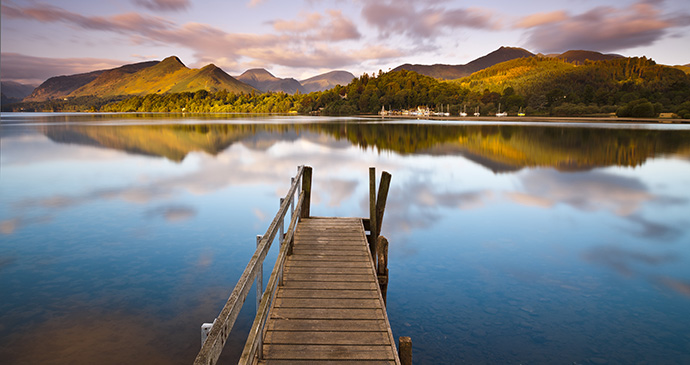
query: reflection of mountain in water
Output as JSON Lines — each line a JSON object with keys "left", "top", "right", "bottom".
{"left": 41, "top": 124, "right": 263, "bottom": 162}
{"left": 39, "top": 121, "right": 690, "bottom": 170}
{"left": 312, "top": 124, "right": 690, "bottom": 172}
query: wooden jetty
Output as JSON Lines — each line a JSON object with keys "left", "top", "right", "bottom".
{"left": 194, "top": 166, "right": 411, "bottom": 365}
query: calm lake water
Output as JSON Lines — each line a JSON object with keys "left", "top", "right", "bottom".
{"left": 1, "top": 113, "right": 690, "bottom": 364}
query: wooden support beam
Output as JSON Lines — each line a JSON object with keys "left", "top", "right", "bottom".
{"left": 301, "top": 166, "right": 312, "bottom": 218}
{"left": 369, "top": 167, "right": 377, "bottom": 258}
{"left": 375, "top": 171, "right": 392, "bottom": 237}
{"left": 399, "top": 336, "right": 412, "bottom": 365}
{"left": 376, "top": 235, "right": 389, "bottom": 305}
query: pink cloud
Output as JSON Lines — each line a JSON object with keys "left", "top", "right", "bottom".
{"left": 1, "top": 3, "right": 174, "bottom": 33}
{"left": 271, "top": 10, "right": 361, "bottom": 42}
{"left": 519, "top": 1, "right": 690, "bottom": 53}
{"left": 515, "top": 11, "right": 567, "bottom": 28}
{"left": 272, "top": 12, "right": 323, "bottom": 33}
{"left": 361, "top": 0, "right": 497, "bottom": 39}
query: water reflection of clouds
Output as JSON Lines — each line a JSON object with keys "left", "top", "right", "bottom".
{"left": 322, "top": 179, "right": 358, "bottom": 207}
{"left": 583, "top": 246, "right": 677, "bottom": 277}
{"left": 625, "top": 214, "right": 682, "bottom": 241}
{"left": 509, "top": 169, "right": 686, "bottom": 242}
{"left": 144, "top": 205, "right": 197, "bottom": 222}
{"left": 514, "top": 169, "right": 653, "bottom": 216}
{"left": 1, "top": 133, "right": 125, "bottom": 165}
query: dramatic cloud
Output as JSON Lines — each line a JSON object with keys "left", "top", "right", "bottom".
{"left": 515, "top": 11, "right": 567, "bottom": 28}
{"left": 517, "top": 0, "right": 690, "bottom": 53}
{"left": 361, "top": 0, "right": 497, "bottom": 39}
{"left": 0, "top": 53, "right": 127, "bottom": 84}
{"left": 1, "top": 3, "right": 174, "bottom": 33}
{"left": 132, "top": 0, "right": 190, "bottom": 12}
{"left": 270, "top": 10, "right": 361, "bottom": 42}
{"left": 1, "top": 2, "right": 390, "bottom": 77}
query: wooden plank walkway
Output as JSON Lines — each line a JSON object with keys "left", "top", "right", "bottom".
{"left": 259, "top": 217, "right": 400, "bottom": 364}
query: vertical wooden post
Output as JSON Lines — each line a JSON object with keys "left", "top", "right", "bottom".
{"left": 290, "top": 177, "right": 295, "bottom": 217}
{"left": 399, "top": 336, "right": 412, "bottom": 365}
{"left": 376, "top": 235, "right": 389, "bottom": 305}
{"left": 300, "top": 166, "right": 312, "bottom": 218}
{"left": 369, "top": 167, "right": 377, "bottom": 259}
{"left": 375, "top": 171, "right": 392, "bottom": 237}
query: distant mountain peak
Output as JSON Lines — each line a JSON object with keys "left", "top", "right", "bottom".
{"left": 392, "top": 46, "right": 534, "bottom": 80}
{"left": 236, "top": 68, "right": 303, "bottom": 93}
{"left": 161, "top": 56, "right": 186, "bottom": 67}
{"left": 238, "top": 68, "right": 279, "bottom": 82}
{"left": 554, "top": 50, "right": 624, "bottom": 64}
{"left": 300, "top": 70, "right": 356, "bottom": 93}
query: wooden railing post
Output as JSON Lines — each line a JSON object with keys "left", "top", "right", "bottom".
{"left": 375, "top": 171, "right": 392, "bottom": 238}
{"left": 369, "top": 167, "right": 378, "bottom": 258}
{"left": 399, "top": 336, "right": 412, "bottom": 365}
{"left": 300, "top": 166, "right": 312, "bottom": 218}
{"left": 376, "top": 235, "right": 389, "bottom": 305}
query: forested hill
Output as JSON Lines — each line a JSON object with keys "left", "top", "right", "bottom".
{"left": 453, "top": 56, "right": 690, "bottom": 116}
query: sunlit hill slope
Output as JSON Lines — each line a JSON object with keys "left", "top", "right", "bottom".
{"left": 66, "top": 56, "right": 256, "bottom": 98}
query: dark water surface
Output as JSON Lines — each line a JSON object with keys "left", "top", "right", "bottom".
{"left": 1, "top": 113, "right": 690, "bottom": 364}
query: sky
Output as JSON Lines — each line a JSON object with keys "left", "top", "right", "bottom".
{"left": 2, "top": 0, "right": 690, "bottom": 85}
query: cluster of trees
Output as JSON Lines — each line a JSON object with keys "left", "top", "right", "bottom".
{"left": 4, "top": 56, "right": 689, "bottom": 118}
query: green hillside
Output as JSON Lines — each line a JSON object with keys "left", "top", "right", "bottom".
{"left": 69, "top": 56, "right": 255, "bottom": 97}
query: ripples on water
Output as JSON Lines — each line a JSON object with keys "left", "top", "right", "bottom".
{"left": 1, "top": 113, "right": 689, "bottom": 364}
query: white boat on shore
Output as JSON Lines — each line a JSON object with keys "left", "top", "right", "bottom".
{"left": 496, "top": 103, "right": 507, "bottom": 117}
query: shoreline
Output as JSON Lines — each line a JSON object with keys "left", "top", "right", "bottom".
{"left": 3, "top": 111, "right": 689, "bottom": 124}
{"left": 360, "top": 114, "right": 690, "bottom": 124}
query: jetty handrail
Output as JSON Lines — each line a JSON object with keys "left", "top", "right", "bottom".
{"left": 194, "top": 165, "right": 312, "bottom": 365}
{"left": 239, "top": 189, "right": 304, "bottom": 364}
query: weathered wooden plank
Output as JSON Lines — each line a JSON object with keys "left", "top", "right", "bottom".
{"left": 284, "top": 261, "right": 371, "bottom": 269}
{"left": 267, "top": 319, "right": 387, "bottom": 332}
{"left": 290, "top": 249, "right": 368, "bottom": 257}
{"left": 295, "top": 239, "right": 362, "bottom": 246}
{"left": 270, "top": 308, "right": 385, "bottom": 320}
{"left": 287, "top": 255, "right": 370, "bottom": 262}
{"left": 274, "top": 298, "right": 381, "bottom": 309}
{"left": 262, "top": 344, "right": 396, "bottom": 361}
{"left": 281, "top": 281, "right": 377, "bottom": 290}
{"left": 258, "top": 360, "right": 396, "bottom": 365}
{"left": 264, "top": 331, "right": 391, "bottom": 346}
{"left": 275, "top": 288, "right": 378, "bottom": 299}
{"left": 295, "top": 236, "right": 363, "bottom": 240}
{"left": 285, "top": 266, "right": 371, "bottom": 275}
{"left": 283, "top": 273, "right": 373, "bottom": 282}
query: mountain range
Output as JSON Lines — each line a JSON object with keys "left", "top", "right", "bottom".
{"left": 5, "top": 47, "right": 688, "bottom": 104}
{"left": 17, "top": 59, "right": 356, "bottom": 103}
{"left": 392, "top": 47, "right": 628, "bottom": 80}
